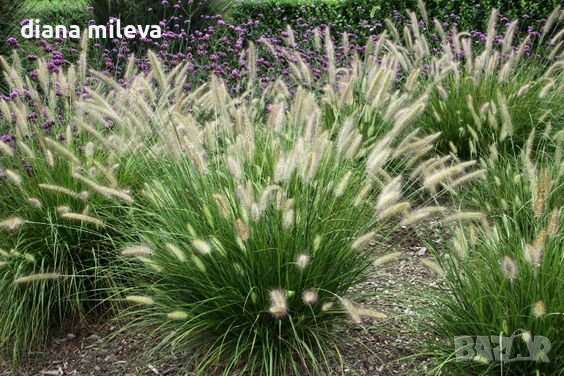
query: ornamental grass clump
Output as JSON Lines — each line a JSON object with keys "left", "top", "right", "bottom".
{"left": 83, "top": 55, "right": 475, "bottom": 375}
{"left": 0, "top": 132, "right": 135, "bottom": 361}
{"left": 452, "top": 129, "right": 563, "bottom": 227}
{"left": 426, "top": 132, "right": 563, "bottom": 375}
{"left": 382, "top": 6, "right": 564, "bottom": 159}
{"left": 0, "top": 56, "right": 142, "bottom": 361}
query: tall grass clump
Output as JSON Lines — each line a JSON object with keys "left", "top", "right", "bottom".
{"left": 426, "top": 132, "right": 563, "bottom": 374}
{"left": 453, "top": 129, "right": 563, "bottom": 225}
{"left": 76, "top": 50, "right": 479, "bottom": 374}
{"left": 0, "top": 56, "right": 141, "bottom": 362}
{"left": 382, "top": 6, "right": 564, "bottom": 159}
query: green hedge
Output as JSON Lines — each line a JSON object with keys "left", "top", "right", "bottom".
{"left": 233, "top": 0, "right": 559, "bottom": 33}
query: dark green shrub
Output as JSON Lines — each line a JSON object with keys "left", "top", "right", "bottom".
{"left": 234, "top": 0, "right": 560, "bottom": 37}
{"left": 27, "top": 0, "right": 90, "bottom": 26}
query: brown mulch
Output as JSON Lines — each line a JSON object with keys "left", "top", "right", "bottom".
{"left": 1, "top": 229, "right": 443, "bottom": 376}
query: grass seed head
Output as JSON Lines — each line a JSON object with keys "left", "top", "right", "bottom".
{"left": 27, "top": 197, "right": 42, "bottom": 208}
{"left": 269, "top": 289, "right": 288, "bottom": 318}
{"left": 352, "top": 231, "right": 375, "bottom": 250}
{"left": 340, "top": 298, "right": 361, "bottom": 323}
{"left": 235, "top": 218, "right": 250, "bottom": 241}
{"left": 500, "top": 256, "right": 519, "bottom": 280}
{"left": 14, "top": 272, "right": 59, "bottom": 284}
{"left": 167, "top": 311, "right": 189, "bottom": 320}
{"left": 296, "top": 253, "right": 311, "bottom": 270}
{"left": 421, "top": 259, "right": 444, "bottom": 276}
{"left": 533, "top": 300, "right": 546, "bottom": 318}
{"left": 302, "top": 289, "right": 318, "bottom": 305}
{"left": 192, "top": 239, "right": 212, "bottom": 255}
{"left": 125, "top": 295, "right": 155, "bottom": 305}
{"left": 373, "top": 252, "right": 402, "bottom": 267}
{"left": 0, "top": 217, "right": 24, "bottom": 231}
{"left": 165, "top": 243, "right": 186, "bottom": 262}
{"left": 121, "top": 244, "right": 153, "bottom": 257}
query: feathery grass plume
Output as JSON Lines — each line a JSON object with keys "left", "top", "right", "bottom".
{"left": 522, "top": 129, "right": 538, "bottom": 191}
{"left": 282, "top": 199, "right": 295, "bottom": 230}
{"left": 235, "top": 218, "right": 249, "bottom": 241}
{"left": 333, "top": 171, "right": 353, "bottom": 198}
{"left": 421, "top": 259, "right": 444, "bottom": 276}
{"left": 213, "top": 193, "right": 231, "bottom": 218}
{"left": 302, "top": 289, "right": 318, "bottom": 305}
{"left": 227, "top": 155, "right": 243, "bottom": 181}
{"left": 4, "top": 170, "right": 22, "bottom": 186}
{"left": 423, "top": 161, "right": 477, "bottom": 193}
{"left": 351, "top": 231, "right": 375, "bottom": 250}
{"left": 14, "top": 273, "right": 60, "bottom": 284}
{"left": 498, "top": 92, "right": 513, "bottom": 141}
{"left": 0, "top": 141, "right": 13, "bottom": 156}
{"left": 268, "top": 289, "right": 288, "bottom": 318}
{"left": 126, "top": 295, "right": 155, "bottom": 306}
{"left": 373, "top": 252, "right": 402, "bottom": 267}
{"left": 411, "top": 155, "right": 451, "bottom": 180}
{"left": 313, "top": 27, "right": 322, "bottom": 51}
{"left": 533, "top": 228, "right": 547, "bottom": 252}
{"left": 532, "top": 169, "right": 551, "bottom": 218}
{"left": 295, "top": 254, "right": 311, "bottom": 270}
{"left": 547, "top": 208, "right": 560, "bottom": 235}
{"left": 148, "top": 50, "right": 167, "bottom": 91}
{"left": 340, "top": 298, "right": 361, "bottom": 324}
{"left": 56, "top": 206, "right": 71, "bottom": 215}
{"left": 377, "top": 202, "right": 411, "bottom": 220}
{"left": 324, "top": 27, "right": 336, "bottom": 84}
{"left": 357, "top": 307, "right": 387, "bottom": 319}
{"left": 375, "top": 176, "right": 402, "bottom": 213}
{"left": 321, "top": 301, "right": 334, "bottom": 312}
{"left": 500, "top": 256, "right": 519, "bottom": 280}
{"left": 400, "top": 206, "right": 446, "bottom": 226}
{"left": 44, "top": 138, "right": 81, "bottom": 166}
{"left": 192, "top": 239, "right": 212, "bottom": 255}
{"left": 0, "top": 217, "right": 24, "bottom": 231}
{"left": 165, "top": 243, "right": 186, "bottom": 262}
{"left": 524, "top": 244, "right": 542, "bottom": 267}
{"left": 72, "top": 173, "right": 134, "bottom": 203}
{"left": 533, "top": 300, "right": 546, "bottom": 318}
{"left": 443, "top": 211, "right": 485, "bottom": 223}
{"left": 38, "top": 184, "right": 83, "bottom": 200}
{"left": 354, "top": 181, "right": 373, "bottom": 207}
{"left": 541, "top": 6, "right": 561, "bottom": 38}
{"left": 167, "top": 311, "right": 188, "bottom": 320}
{"left": 191, "top": 255, "right": 207, "bottom": 272}
{"left": 121, "top": 245, "right": 153, "bottom": 257}
{"left": 416, "top": 0, "right": 428, "bottom": 24}
{"left": 246, "top": 42, "right": 257, "bottom": 90}
{"left": 27, "top": 198, "right": 42, "bottom": 208}
{"left": 138, "top": 257, "right": 164, "bottom": 272}
{"left": 447, "top": 169, "right": 487, "bottom": 189}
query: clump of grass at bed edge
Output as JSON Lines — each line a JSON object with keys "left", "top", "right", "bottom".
{"left": 0, "top": 114, "right": 140, "bottom": 362}
{"left": 424, "top": 132, "right": 563, "bottom": 375}
{"left": 0, "top": 143, "right": 139, "bottom": 362}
